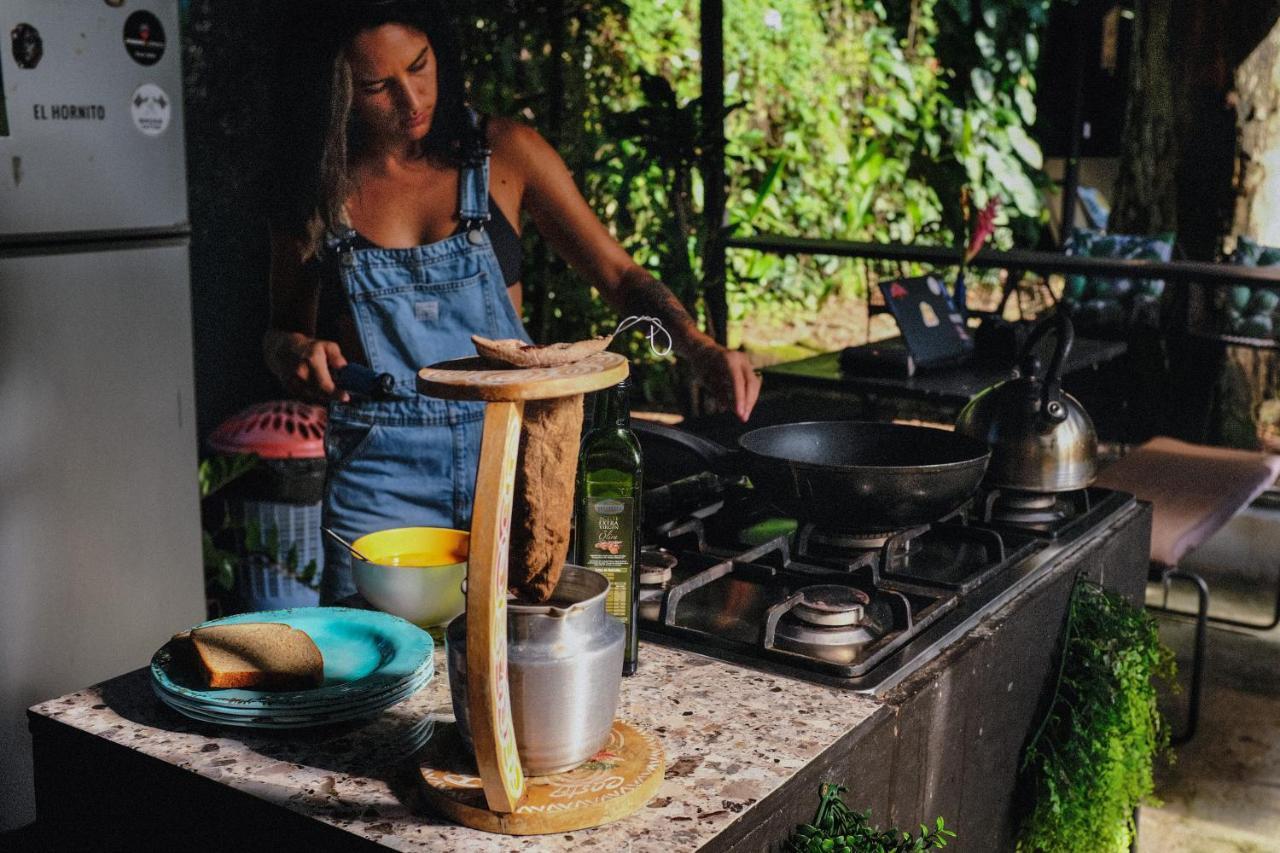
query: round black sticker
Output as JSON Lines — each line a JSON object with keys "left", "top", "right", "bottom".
{"left": 123, "top": 11, "right": 165, "bottom": 66}
{"left": 11, "top": 23, "right": 43, "bottom": 70}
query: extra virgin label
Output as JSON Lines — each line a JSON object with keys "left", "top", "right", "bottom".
{"left": 582, "top": 497, "right": 634, "bottom": 619}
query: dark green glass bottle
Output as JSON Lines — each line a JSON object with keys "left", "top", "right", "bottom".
{"left": 575, "top": 378, "right": 643, "bottom": 675}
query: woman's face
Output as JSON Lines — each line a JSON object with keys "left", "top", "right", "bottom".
{"left": 346, "top": 24, "right": 437, "bottom": 146}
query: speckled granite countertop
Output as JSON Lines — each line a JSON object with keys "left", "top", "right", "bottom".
{"left": 29, "top": 644, "right": 883, "bottom": 852}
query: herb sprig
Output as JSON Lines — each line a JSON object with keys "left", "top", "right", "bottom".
{"left": 786, "top": 783, "right": 954, "bottom": 853}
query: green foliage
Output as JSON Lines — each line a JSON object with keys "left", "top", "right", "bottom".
{"left": 916, "top": 0, "right": 1054, "bottom": 243}
{"left": 198, "top": 452, "right": 258, "bottom": 500}
{"left": 459, "top": 1, "right": 1054, "bottom": 395}
{"left": 200, "top": 454, "right": 259, "bottom": 592}
{"left": 786, "top": 783, "right": 955, "bottom": 852}
{"left": 198, "top": 454, "right": 320, "bottom": 593}
{"left": 1017, "top": 580, "right": 1175, "bottom": 852}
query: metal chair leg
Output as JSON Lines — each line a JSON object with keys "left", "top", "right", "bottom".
{"left": 1160, "top": 569, "right": 1209, "bottom": 746}
{"left": 1148, "top": 562, "right": 1280, "bottom": 630}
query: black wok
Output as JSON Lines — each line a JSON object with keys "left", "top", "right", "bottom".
{"left": 633, "top": 420, "right": 991, "bottom": 533}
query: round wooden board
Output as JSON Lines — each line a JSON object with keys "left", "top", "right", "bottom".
{"left": 418, "top": 719, "right": 665, "bottom": 835}
{"left": 417, "top": 352, "right": 629, "bottom": 402}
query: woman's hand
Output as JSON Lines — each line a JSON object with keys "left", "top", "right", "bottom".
{"left": 688, "top": 342, "right": 762, "bottom": 422}
{"left": 263, "top": 329, "right": 351, "bottom": 403}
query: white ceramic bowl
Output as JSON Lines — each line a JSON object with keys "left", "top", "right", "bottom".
{"left": 351, "top": 527, "right": 468, "bottom": 628}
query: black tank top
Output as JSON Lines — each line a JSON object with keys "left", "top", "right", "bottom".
{"left": 345, "top": 197, "right": 523, "bottom": 286}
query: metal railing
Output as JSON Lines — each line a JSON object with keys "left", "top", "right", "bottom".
{"left": 725, "top": 235, "right": 1280, "bottom": 288}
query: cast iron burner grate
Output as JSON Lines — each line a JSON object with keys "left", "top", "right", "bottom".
{"left": 639, "top": 531, "right": 952, "bottom": 681}
{"left": 637, "top": 465, "right": 1131, "bottom": 690}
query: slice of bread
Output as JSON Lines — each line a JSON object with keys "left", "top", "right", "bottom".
{"left": 177, "top": 622, "right": 324, "bottom": 691}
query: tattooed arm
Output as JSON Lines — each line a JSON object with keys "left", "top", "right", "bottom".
{"left": 616, "top": 268, "right": 761, "bottom": 420}
{"left": 496, "top": 116, "right": 761, "bottom": 420}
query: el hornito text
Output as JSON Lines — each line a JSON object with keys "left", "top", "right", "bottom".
{"left": 33, "top": 104, "right": 105, "bottom": 121}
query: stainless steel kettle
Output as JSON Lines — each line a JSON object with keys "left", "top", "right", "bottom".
{"left": 954, "top": 311, "right": 1097, "bottom": 492}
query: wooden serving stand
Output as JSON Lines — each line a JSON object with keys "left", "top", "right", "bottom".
{"left": 414, "top": 352, "right": 665, "bottom": 835}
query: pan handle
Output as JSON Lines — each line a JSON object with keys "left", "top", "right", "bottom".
{"left": 630, "top": 419, "right": 742, "bottom": 475}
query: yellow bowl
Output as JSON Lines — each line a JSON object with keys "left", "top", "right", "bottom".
{"left": 351, "top": 527, "right": 468, "bottom": 628}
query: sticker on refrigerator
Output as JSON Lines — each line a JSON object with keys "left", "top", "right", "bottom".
{"left": 123, "top": 11, "right": 165, "bottom": 66}
{"left": 130, "top": 83, "right": 170, "bottom": 136}
{"left": 11, "top": 23, "right": 43, "bottom": 70}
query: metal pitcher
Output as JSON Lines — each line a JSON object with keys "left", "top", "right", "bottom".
{"left": 955, "top": 311, "right": 1098, "bottom": 493}
{"left": 446, "top": 565, "right": 624, "bottom": 775}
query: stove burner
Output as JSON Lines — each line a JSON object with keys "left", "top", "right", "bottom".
{"left": 640, "top": 547, "right": 677, "bottom": 585}
{"left": 792, "top": 585, "right": 872, "bottom": 627}
{"left": 773, "top": 586, "right": 890, "bottom": 663}
{"left": 804, "top": 526, "right": 900, "bottom": 551}
{"left": 986, "top": 490, "right": 1070, "bottom": 526}
{"left": 638, "top": 547, "right": 676, "bottom": 622}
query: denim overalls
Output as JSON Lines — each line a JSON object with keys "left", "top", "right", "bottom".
{"left": 319, "top": 149, "right": 530, "bottom": 604}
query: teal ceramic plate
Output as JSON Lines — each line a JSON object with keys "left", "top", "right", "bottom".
{"left": 150, "top": 607, "right": 433, "bottom": 711}
{"left": 153, "top": 665, "right": 435, "bottom": 728}
{"left": 155, "top": 656, "right": 433, "bottom": 720}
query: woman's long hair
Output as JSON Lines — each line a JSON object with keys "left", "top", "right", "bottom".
{"left": 268, "top": 0, "right": 481, "bottom": 259}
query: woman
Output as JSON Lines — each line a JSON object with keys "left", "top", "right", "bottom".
{"left": 264, "top": 0, "right": 760, "bottom": 603}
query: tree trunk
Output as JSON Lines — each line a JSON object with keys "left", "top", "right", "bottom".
{"left": 1110, "top": 0, "right": 1181, "bottom": 237}
{"left": 1213, "top": 16, "right": 1280, "bottom": 450}
{"left": 1111, "top": 0, "right": 1280, "bottom": 445}
{"left": 1231, "top": 17, "right": 1280, "bottom": 248}
{"left": 1114, "top": 0, "right": 1280, "bottom": 247}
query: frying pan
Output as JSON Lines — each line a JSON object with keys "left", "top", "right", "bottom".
{"left": 633, "top": 420, "right": 991, "bottom": 533}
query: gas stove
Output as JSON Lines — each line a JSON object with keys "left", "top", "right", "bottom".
{"left": 638, "top": 467, "right": 1133, "bottom": 693}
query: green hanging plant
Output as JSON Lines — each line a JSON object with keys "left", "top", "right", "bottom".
{"left": 1017, "top": 579, "right": 1175, "bottom": 852}
{"left": 785, "top": 783, "right": 955, "bottom": 852}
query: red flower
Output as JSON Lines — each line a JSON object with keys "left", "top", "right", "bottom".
{"left": 965, "top": 199, "right": 1000, "bottom": 265}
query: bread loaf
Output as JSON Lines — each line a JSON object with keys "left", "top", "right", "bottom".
{"left": 469, "top": 334, "right": 607, "bottom": 601}
{"left": 176, "top": 622, "right": 324, "bottom": 690}
{"left": 471, "top": 334, "right": 612, "bottom": 368}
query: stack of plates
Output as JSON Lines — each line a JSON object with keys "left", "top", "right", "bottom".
{"left": 150, "top": 607, "right": 434, "bottom": 729}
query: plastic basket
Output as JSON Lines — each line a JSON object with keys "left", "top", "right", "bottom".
{"left": 242, "top": 500, "right": 324, "bottom": 573}
{"left": 238, "top": 555, "right": 320, "bottom": 610}
{"left": 237, "top": 501, "right": 323, "bottom": 610}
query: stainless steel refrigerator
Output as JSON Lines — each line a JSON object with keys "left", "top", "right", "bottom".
{"left": 0, "top": 0, "right": 205, "bottom": 828}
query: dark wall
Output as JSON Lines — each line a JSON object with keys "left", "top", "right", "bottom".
{"left": 182, "top": 1, "right": 280, "bottom": 441}
{"left": 1035, "top": 0, "right": 1134, "bottom": 159}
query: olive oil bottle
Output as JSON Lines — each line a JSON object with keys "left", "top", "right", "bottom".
{"left": 575, "top": 378, "right": 642, "bottom": 675}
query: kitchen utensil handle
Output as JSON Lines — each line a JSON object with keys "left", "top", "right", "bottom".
{"left": 642, "top": 472, "right": 730, "bottom": 521}
{"left": 334, "top": 364, "right": 399, "bottom": 400}
{"left": 629, "top": 420, "right": 741, "bottom": 474}
{"left": 321, "top": 526, "right": 372, "bottom": 563}
{"left": 1017, "top": 310, "right": 1074, "bottom": 424}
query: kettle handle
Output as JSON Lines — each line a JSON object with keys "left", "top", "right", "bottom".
{"left": 1016, "top": 310, "right": 1074, "bottom": 424}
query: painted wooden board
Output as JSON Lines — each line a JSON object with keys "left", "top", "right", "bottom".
{"left": 417, "top": 352, "right": 629, "bottom": 402}
{"left": 417, "top": 349, "right": 634, "bottom": 818}
{"left": 465, "top": 400, "right": 527, "bottom": 812}
{"left": 419, "top": 719, "right": 665, "bottom": 835}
